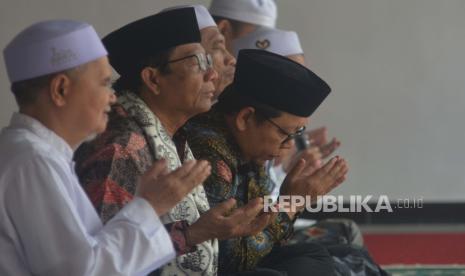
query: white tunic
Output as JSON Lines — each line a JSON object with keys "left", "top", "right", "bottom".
{"left": 0, "top": 113, "right": 175, "bottom": 276}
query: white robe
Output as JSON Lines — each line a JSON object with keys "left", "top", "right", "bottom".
{"left": 0, "top": 113, "right": 175, "bottom": 276}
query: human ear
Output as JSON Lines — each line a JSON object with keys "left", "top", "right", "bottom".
{"left": 141, "top": 67, "right": 161, "bottom": 95}
{"left": 49, "top": 73, "right": 71, "bottom": 107}
{"left": 216, "top": 19, "right": 233, "bottom": 39}
{"left": 235, "top": 107, "right": 255, "bottom": 131}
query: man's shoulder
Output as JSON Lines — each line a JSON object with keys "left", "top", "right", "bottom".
{"left": 0, "top": 127, "right": 56, "bottom": 167}
{"left": 186, "top": 110, "right": 229, "bottom": 147}
{"left": 187, "top": 118, "right": 228, "bottom": 154}
{"left": 102, "top": 104, "right": 146, "bottom": 144}
{"left": 73, "top": 104, "right": 153, "bottom": 194}
{"left": 75, "top": 105, "right": 149, "bottom": 162}
{"left": 0, "top": 130, "right": 67, "bottom": 189}
{"left": 186, "top": 111, "right": 240, "bottom": 172}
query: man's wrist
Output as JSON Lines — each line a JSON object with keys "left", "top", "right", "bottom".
{"left": 185, "top": 223, "right": 209, "bottom": 246}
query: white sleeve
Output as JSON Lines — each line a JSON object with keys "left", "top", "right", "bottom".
{"left": 4, "top": 155, "right": 174, "bottom": 276}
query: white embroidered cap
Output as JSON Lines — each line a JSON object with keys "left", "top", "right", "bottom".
{"left": 161, "top": 5, "right": 216, "bottom": 30}
{"left": 3, "top": 20, "right": 107, "bottom": 83}
{"left": 209, "top": 0, "right": 277, "bottom": 28}
{"left": 232, "top": 27, "right": 303, "bottom": 58}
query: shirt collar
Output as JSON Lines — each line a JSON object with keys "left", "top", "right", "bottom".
{"left": 9, "top": 112, "right": 74, "bottom": 161}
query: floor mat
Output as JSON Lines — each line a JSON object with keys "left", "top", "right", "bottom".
{"left": 363, "top": 233, "right": 465, "bottom": 265}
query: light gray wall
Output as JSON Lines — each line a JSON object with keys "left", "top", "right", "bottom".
{"left": 0, "top": 0, "right": 210, "bottom": 126}
{"left": 1, "top": 0, "right": 464, "bottom": 202}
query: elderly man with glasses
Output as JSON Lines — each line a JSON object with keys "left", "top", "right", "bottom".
{"left": 74, "top": 8, "right": 274, "bottom": 276}
{"left": 163, "top": 4, "right": 237, "bottom": 101}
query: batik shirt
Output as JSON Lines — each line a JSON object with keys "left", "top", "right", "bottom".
{"left": 75, "top": 91, "right": 218, "bottom": 276}
{"left": 186, "top": 107, "right": 294, "bottom": 273}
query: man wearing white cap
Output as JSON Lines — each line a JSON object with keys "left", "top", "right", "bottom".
{"left": 0, "top": 20, "right": 211, "bottom": 276}
{"left": 164, "top": 4, "right": 236, "bottom": 99}
{"left": 232, "top": 27, "right": 304, "bottom": 64}
{"left": 210, "top": 0, "right": 277, "bottom": 53}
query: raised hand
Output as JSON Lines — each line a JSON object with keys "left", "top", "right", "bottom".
{"left": 185, "top": 198, "right": 275, "bottom": 246}
{"left": 284, "top": 146, "right": 322, "bottom": 175}
{"left": 280, "top": 156, "right": 348, "bottom": 216}
{"left": 136, "top": 159, "right": 211, "bottom": 216}
{"left": 306, "top": 126, "right": 341, "bottom": 159}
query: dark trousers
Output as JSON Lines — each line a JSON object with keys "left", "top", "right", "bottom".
{"left": 255, "top": 242, "right": 336, "bottom": 276}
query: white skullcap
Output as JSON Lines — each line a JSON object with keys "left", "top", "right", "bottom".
{"left": 209, "top": 0, "right": 277, "bottom": 28}
{"left": 3, "top": 20, "right": 107, "bottom": 83}
{"left": 161, "top": 5, "right": 216, "bottom": 30}
{"left": 232, "top": 27, "right": 303, "bottom": 58}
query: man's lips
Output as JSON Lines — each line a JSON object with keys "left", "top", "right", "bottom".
{"left": 103, "top": 107, "right": 111, "bottom": 116}
{"left": 203, "top": 90, "right": 215, "bottom": 98}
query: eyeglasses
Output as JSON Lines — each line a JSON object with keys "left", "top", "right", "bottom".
{"left": 265, "top": 117, "right": 306, "bottom": 144}
{"left": 164, "top": 52, "right": 213, "bottom": 72}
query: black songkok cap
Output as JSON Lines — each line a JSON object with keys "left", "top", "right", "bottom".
{"left": 222, "top": 49, "right": 331, "bottom": 117}
{"left": 102, "top": 7, "right": 201, "bottom": 76}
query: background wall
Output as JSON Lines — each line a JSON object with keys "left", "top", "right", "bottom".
{"left": 1, "top": 0, "right": 464, "bottom": 202}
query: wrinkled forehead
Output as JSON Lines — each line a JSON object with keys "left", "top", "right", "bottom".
{"left": 200, "top": 27, "right": 225, "bottom": 45}
{"left": 273, "top": 110, "right": 310, "bottom": 128}
{"left": 171, "top": 42, "right": 205, "bottom": 57}
{"left": 74, "top": 56, "right": 112, "bottom": 80}
{"left": 97, "top": 56, "right": 113, "bottom": 76}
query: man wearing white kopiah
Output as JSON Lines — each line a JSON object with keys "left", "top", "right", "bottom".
{"left": 232, "top": 27, "right": 304, "bottom": 64}
{"left": 209, "top": 0, "right": 277, "bottom": 52}
{"left": 0, "top": 20, "right": 211, "bottom": 276}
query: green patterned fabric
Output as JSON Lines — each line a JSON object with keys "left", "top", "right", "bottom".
{"left": 187, "top": 107, "right": 294, "bottom": 273}
{"left": 385, "top": 266, "right": 465, "bottom": 276}
{"left": 186, "top": 107, "right": 387, "bottom": 275}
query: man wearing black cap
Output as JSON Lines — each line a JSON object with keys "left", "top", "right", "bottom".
{"left": 74, "top": 8, "right": 275, "bottom": 276}
{"left": 187, "top": 49, "right": 348, "bottom": 275}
